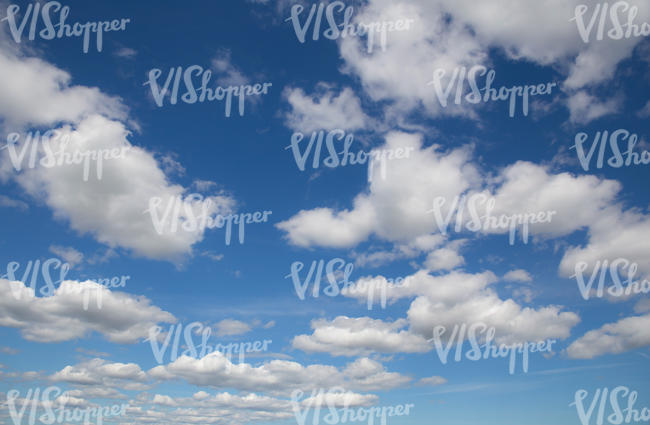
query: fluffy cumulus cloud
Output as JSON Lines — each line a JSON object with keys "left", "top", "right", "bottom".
{"left": 337, "top": 0, "right": 650, "bottom": 123}
{"left": 292, "top": 316, "right": 431, "bottom": 356}
{"left": 276, "top": 196, "right": 378, "bottom": 248}
{"left": 0, "top": 43, "right": 237, "bottom": 261}
{"left": 214, "top": 319, "right": 252, "bottom": 336}
{"left": 567, "top": 314, "right": 650, "bottom": 359}
{"left": 338, "top": 1, "right": 486, "bottom": 119}
{"left": 0, "top": 278, "right": 175, "bottom": 343}
{"left": 277, "top": 128, "right": 650, "bottom": 357}
{"left": 503, "top": 269, "right": 533, "bottom": 282}
{"left": 45, "top": 358, "right": 389, "bottom": 421}
{"left": 566, "top": 91, "right": 621, "bottom": 124}
{"left": 148, "top": 391, "right": 296, "bottom": 413}
{"left": 13, "top": 377, "right": 301, "bottom": 425}
{"left": 277, "top": 131, "right": 624, "bottom": 250}
{"left": 423, "top": 241, "right": 465, "bottom": 271}
{"left": 339, "top": 270, "right": 579, "bottom": 347}
{"left": 94, "top": 391, "right": 296, "bottom": 425}
{"left": 0, "top": 48, "right": 127, "bottom": 129}
{"left": 2, "top": 115, "right": 236, "bottom": 261}
{"left": 283, "top": 85, "right": 370, "bottom": 133}
{"left": 51, "top": 358, "right": 149, "bottom": 387}
{"left": 559, "top": 208, "right": 650, "bottom": 282}
{"left": 277, "top": 132, "right": 480, "bottom": 247}
{"left": 149, "top": 351, "right": 410, "bottom": 395}
{"left": 277, "top": 129, "right": 650, "bottom": 304}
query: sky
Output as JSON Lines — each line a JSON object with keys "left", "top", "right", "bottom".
{"left": 0, "top": 0, "right": 649, "bottom": 424}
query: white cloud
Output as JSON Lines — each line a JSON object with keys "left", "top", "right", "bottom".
{"left": 423, "top": 241, "right": 465, "bottom": 271}
{"left": 277, "top": 132, "right": 480, "bottom": 248}
{"left": 292, "top": 316, "right": 431, "bottom": 356}
{"left": 0, "top": 43, "right": 238, "bottom": 261}
{"left": 214, "top": 319, "right": 252, "bottom": 337}
{"left": 278, "top": 132, "right": 622, "bottom": 249}
{"left": 338, "top": 1, "right": 486, "bottom": 120}
{"left": 0, "top": 278, "right": 175, "bottom": 343}
{"left": 503, "top": 269, "right": 533, "bottom": 282}
{"left": 149, "top": 351, "right": 410, "bottom": 395}
{"left": 67, "top": 387, "right": 127, "bottom": 400}
{"left": 559, "top": 208, "right": 650, "bottom": 283}
{"left": 0, "top": 48, "right": 127, "bottom": 129}
{"left": 283, "top": 85, "right": 370, "bottom": 133}
{"left": 566, "top": 91, "right": 621, "bottom": 124}
{"left": 342, "top": 270, "right": 579, "bottom": 345}
{"left": 567, "top": 314, "right": 650, "bottom": 359}
{"left": 405, "top": 271, "right": 579, "bottom": 344}
{"left": 152, "top": 394, "right": 177, "bottom": 406}
{"left": 300, "top": 389, "right": 377, "bottom": 408}
{"left": 2, "top": 115, "right": 235, "bottom": 261}
{"left": 277, "top": 196, "right": 377, "bottom": 248}
{"left": 48, "top": 245, "right": 84, "bottom": 267}
{"left": 149, "top": 391, "right": 293, "bottom": 412}
{"left": 351, "top": 234, "right": 445, "bottom": 268}
{"left": 51, "top": 358, "right": 148, "bottom": 387}
{"left": 336, "top": 0, "right": 650, "bottom": 123}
